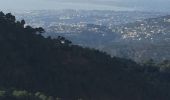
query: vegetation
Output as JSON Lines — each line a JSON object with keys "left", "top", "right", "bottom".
{"left": 0, "top": 12, "right": 170, "bottom": 100}
{"left": 0, "top": 89, "right": 62, "bottom": 100}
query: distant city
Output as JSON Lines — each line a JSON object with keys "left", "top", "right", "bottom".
{"left": 14, "top": 10, "right": 170, "bottom": 62}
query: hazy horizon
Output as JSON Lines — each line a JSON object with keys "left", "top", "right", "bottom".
{"left": 0, "top": 0, "right": 170, "bottom": 12}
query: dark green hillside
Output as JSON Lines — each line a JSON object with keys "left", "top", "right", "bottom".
{"left": 0, "top": 12, "right": 170, "bottom": 100}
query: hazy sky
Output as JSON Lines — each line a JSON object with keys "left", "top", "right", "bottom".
{"left": 0, "top": 0, "right": 170, "bottom": 12}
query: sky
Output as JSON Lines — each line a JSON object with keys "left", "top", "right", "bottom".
{"left": 0, "top": 0, "right": 170, "bottom": 12}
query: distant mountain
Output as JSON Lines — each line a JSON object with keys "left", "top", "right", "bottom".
{"left": 101, "top": 40, "right": 170, "bottom": 62}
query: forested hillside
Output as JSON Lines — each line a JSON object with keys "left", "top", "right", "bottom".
{"left": 0, "top": 12, "right": 170, "bottom": 100}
